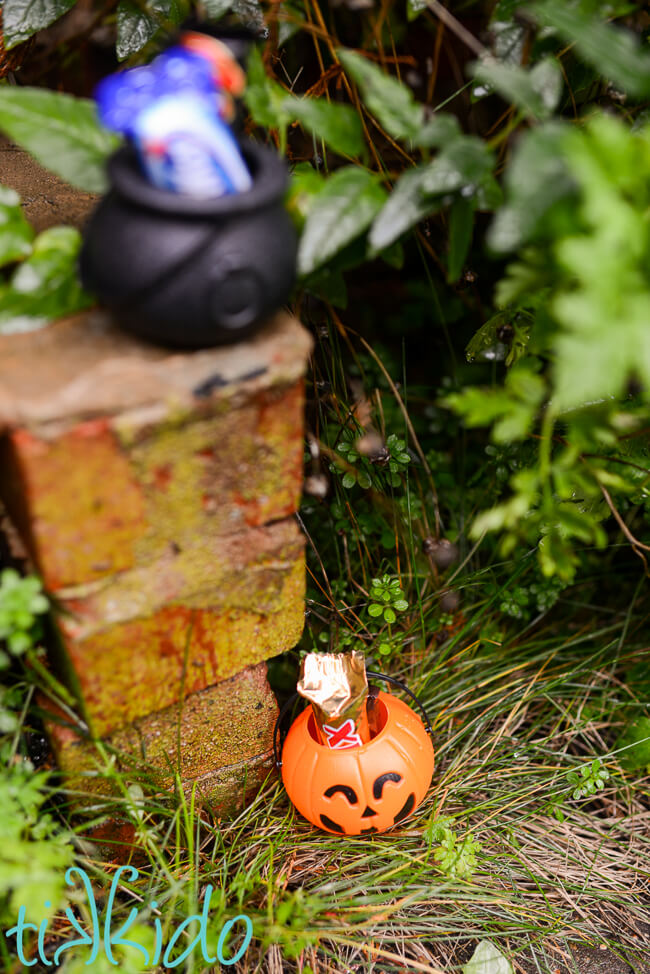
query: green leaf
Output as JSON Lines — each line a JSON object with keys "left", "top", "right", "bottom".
{"left": 416, "top": 113, "right": 462, "bottom": 149}
{"left": 287, "top": 163, "right": 326, "bottom": 227}
{"left": 8, "top": 631, "right": 31, "bottom": 655}
{"left": 0, "top": 88, "right": 118, "bottom": 194}
{"left": 244, "top": 46, "right": 291, "bottom": 130}
{"left": 488, "top": 123, "right": 574, "bottom": 253}
{"left": 278, "top": 2, "right": 305, "bottom": 47}
{"left": 538, "top": 525, "right": 577, "bottom": 580}
{"left": 553, "top": 287, "right": 650, "bottom": 413}
{"left": 546, "top": 115, "right": 650, "bottom": 410}
{"left": 555, "top": 506, "right": 604, "bottom": 546}
{"left": 0, "top": 227, "right": 93, "bottom": 333}
{"left": 204, "top": 0, "right": 263, "bottom": 27}
{"left": 421, "top": 137, "right": 494, "bottom": 196}
{"left": 463, "top": 941, "right": 513, "bottom": 974}
{"left": 369, "top": 165, "right": 444, "bottom": 253}
{"left": 337, "top": 49, "right": 423, "bottom": 142}
{"left": 615, "top": 716, "right": 650, "bottom": 771}
{"left": 116, "top": 0, "right": 182, "bottom": 61}
{"left": 0, "top": 766, "right": 73, "bottom": 921}
{"left": 471, "top": 56, "right": 563, "bottom": 120}
{"left": 368, "top": 603, "right": 383, "bottom": 618}
{"left": 393, "top": 599, "right": 409, "bottom": 612}
{"left": 445, "top": 365, "right": 544, "bottom": 441}
{"left": 341, "top": 472, "right": 356, "bottom": 489}
{"left": 407, "top": 0, "right": 428, "bottom": 21}
{"left": 471, "top": 473, "right": 540, "bottom": 540}
{"left": 0, "top": 185, "right": 34, "bottom": 269}
{"left": 298, "top": 167, "right": 387, "bottom": 276}
{"left": 425, "top": 815, "right": 456, "bottom": 844}
{"left": 380, "top": 240, "right": 404, "bottom": 269}
{"left": 204, "top": 0, "right": 232, "bottom": 16}
{"left": 357, "top": 470, "right": 372, "bottom": 489}
{"left": 466, "top": 310, "right": 517, "bottom": 364}
{"left": 285, "top": 96, "right": 364, "bottom": 158}
{"left": 448, "top": 196, "right": 474, "bottom": 283}
{"left": 2, "top": 0, "right": 77, "bottom": 47}
{"left": 475, "top": 174, "right": 503, "bottom": 212}
{"left": 373, "top": 139, "right": 493, "bottom": 253}
{"left": 383, "top": 607, "right": 396, "bottom": 623}
{"left": 532, "top": 0, "right": 650, "bottom": 98}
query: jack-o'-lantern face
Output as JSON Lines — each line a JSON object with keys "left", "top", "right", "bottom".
{"left": 281, "top": 691, "right": 435, "bottom": 836}
{"left": 319, "top": 771, "right": 416, "bottom": 835}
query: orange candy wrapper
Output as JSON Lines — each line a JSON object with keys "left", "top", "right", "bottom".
{"left": 297, "top": 651, "right": 373, "bottom": 749}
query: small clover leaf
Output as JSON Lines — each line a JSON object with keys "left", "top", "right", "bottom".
{"left": 567, "top": 758, "right": 610, "bottom": 800}
{"left": 366, "top": 575, "right": 409, "bottom": 660}
{"left": 332, "top": 439, "right": 373, "bottom": 490}
{"left": 338, "top": 441, "right": 359, "bottom": 462}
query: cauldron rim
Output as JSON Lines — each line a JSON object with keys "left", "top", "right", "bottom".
{"left": 107, "top": 139, "right": 288, "bottom": 218}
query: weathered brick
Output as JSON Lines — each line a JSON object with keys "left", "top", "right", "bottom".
{"left": 0, "top": 310, "right": 312, "bottom": 590}
{"left": 44, "top": 662, "right": 278, "bottom": 814}
{"left": 1, "top": 309, "right": 310, "bottom": 804}
{"left": 2, "top": 422, "right": 145, "bottom": 589}
{"left": 124, "top": 379, "right": 305, "bottom": 561}
{"left": 51, "top": 517, "right": 305, "bottom": 736}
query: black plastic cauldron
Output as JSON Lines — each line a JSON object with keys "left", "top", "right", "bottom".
{"left": 79, "top": 140, "right": 297, "bottom": 348}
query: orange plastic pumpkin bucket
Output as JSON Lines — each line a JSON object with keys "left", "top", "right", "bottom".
{"left": 274, "top": 673, "right": 434, "bottom": 835}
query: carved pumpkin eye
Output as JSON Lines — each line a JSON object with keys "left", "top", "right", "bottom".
{"left": 373, "top": 772, "right": 415, "bottom": 824}
{"left": 324, "top": 784, "right": 358, "bottom": 804}
{"left": 373, "top": 772, "right": 402, "bottom": 799}
{"left": 320, "top": 784, "right": 359, "bottom": 833}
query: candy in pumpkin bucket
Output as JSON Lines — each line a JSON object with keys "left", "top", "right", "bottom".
{"left": 275, "top": 651, "right": 435, "bottom": 835}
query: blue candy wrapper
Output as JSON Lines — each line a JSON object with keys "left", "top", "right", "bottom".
{"left": 133, "top": 94, "right": 252, "bottom": 198}
{"left": 95, "top": 49, "right": 219, "bottom": 136}
{"left": 95, "top": 42, "right": 250, "bottom": 198}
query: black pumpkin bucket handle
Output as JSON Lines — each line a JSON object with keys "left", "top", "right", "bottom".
{"left": 273, "top": 670, "right": 434, "bottom": 771}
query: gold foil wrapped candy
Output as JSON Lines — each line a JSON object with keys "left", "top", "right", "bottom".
{"left": 297, "top": 651, "right": 371, "bottom": 748}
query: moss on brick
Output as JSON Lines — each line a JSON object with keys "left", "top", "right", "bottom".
{"left": 0, "top": 380, "right": 305, "bottom": 593}
{"left": 54, "top": 518, "right": 305, "bottom": 736}
{"left": 7, "top": 422, "right": 145, "bottom": 589}
{"left": 126, "top": 380, "right": 305, "bottom": 558}
{"left": 65, "top": 583, "right": 303, "bottom": 737}
{"left": 44, "top": 664, "right": 278, "bottom": 815}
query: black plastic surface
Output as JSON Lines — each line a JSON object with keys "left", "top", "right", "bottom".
{"left": 79, "top": 140, "right": 297, "bottom": 348}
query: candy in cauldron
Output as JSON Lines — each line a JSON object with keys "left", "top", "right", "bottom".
{"left": 79, "top": 140, "right": 297, "bottom": 348}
